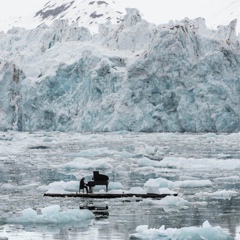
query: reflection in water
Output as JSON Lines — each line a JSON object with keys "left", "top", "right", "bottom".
{"left": 2, "top": 220, "right": 95, "bottom": 240}
{"left": 79, "top": 201, "right": 109, "bottom": 219}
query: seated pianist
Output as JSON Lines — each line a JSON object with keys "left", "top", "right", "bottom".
{"left": 87, "top": 171, "right": 109, "bottom": 193}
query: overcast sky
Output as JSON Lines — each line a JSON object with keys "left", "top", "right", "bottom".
{"left": 0, "top": 0, "right": 43, "bottom": 18}
{"left": 120, "top": 0, "right": 221, "bottom": 25}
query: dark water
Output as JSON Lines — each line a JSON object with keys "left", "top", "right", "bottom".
{"left": 0, "top": 131, "right": 240, "bottom": 239}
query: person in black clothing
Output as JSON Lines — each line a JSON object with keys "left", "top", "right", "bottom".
{"left": 79, "top": 177, "right": 89, "bottom": 193}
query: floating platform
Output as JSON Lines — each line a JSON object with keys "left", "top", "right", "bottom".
{"left": 43, "top": 192, "right": 178, "bottom": 199}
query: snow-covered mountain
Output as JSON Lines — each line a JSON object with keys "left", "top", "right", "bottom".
{"left": 0, "top": 8, "right": 240, "bottom": 133}
{"left": 1, "top": 0, "right": 240, "bottom": 33}
{"left": 0, "top": 0, "right": 126, "bottom": 33}
{"left": 33, "top": 0, "right": 125, "bottom": 33}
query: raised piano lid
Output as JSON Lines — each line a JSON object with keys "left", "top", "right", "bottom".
{"left": 93, "top": 171, "right": 109, "bottom": 181}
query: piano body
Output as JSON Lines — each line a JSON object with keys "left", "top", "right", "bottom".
{"left": 87, "top": 171, "right": 109, "bottom": 192}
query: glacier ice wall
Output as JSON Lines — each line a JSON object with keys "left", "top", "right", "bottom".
{"left": 0, "top": 9, "right": 240, "bottom": 132}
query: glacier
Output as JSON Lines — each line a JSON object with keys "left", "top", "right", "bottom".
{"left": 0, "top": 8, "right": 240, "bottom": 133}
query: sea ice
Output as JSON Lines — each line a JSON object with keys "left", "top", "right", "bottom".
{"left": 6, "top": 205, "right": 95, "bottom": 224}
{"left": 144, "top": 177, "right": 212, "bottom": 189}
{"left": 130, "top": 220, "right": 234, "bottom": 240}
{"left": 142, "top": 196, "right": 189, "bottom": 211}
{"left": 196, "top": 190, "right": 238, "bottom": 199}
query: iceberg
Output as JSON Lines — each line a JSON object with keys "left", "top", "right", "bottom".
{"left": 144, "top": 177, "right": 212, "bottom": 189}
{"left": 0, "top": 9, "right": 239, "bottom": 133}
{"left": 5, "top": 205, "right": 95, "bottom": 224}
{"left": 196, "top": 189, "right": 238, "bottom": 199}
{"left": 129, "top": 220, "right": 234, "bottom": 240}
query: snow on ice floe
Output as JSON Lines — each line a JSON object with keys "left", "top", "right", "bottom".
{"left": 135, "top": 156, "right": 240, "bottom": 177}
{"left": 64, "top": 147, "right": 121, "bottom": 158}
{"left": 5, "top": 205, "right": 94, "bottom": 224}
{"left": 215, "top": 176, "right": 240, "bottom": 182}
{"left": 144, "top": 177, "right": 212, "bottom": 189}
{"left": 137, "top": 157, "right": 163, "bottom": 167}
{"left": 158, "top": 157, "right": 240, "bottom": 171}
{"left": 1, "top": 182, "right": 39, "bottom": 191}
{"left": 39, "top": 180, "right": 79, "bottom": 193}
{"left": 196, "top": 190, "right": 238, "bottom": 200}
{"left": 141, "top": 196, "right": 189, "bottom": 211}
{"left": 58, "top": 157, "right": 114, "bottom": 170}
{"left": 130, "top": 220, "right": 234, "bottom": 240}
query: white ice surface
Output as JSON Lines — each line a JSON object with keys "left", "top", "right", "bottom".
{"left": 141, "top": 196, "right": 189, "bottom": 212}
{"left": 196, "top": 190, "right": 238, "bottom": 200}
{"left": 130, "top": 220, "right": 234, "bottom": 240}
{"left": 6, "top": 205, "right": 94, "bottom": 224}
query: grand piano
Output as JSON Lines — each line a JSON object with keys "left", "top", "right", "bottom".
{"left": 87, "top": 171, "right": 109, "bottom": 192}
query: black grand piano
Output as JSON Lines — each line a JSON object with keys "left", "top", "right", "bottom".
{"left": 87, "top": 171, "right": 109, "bottom": 192}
